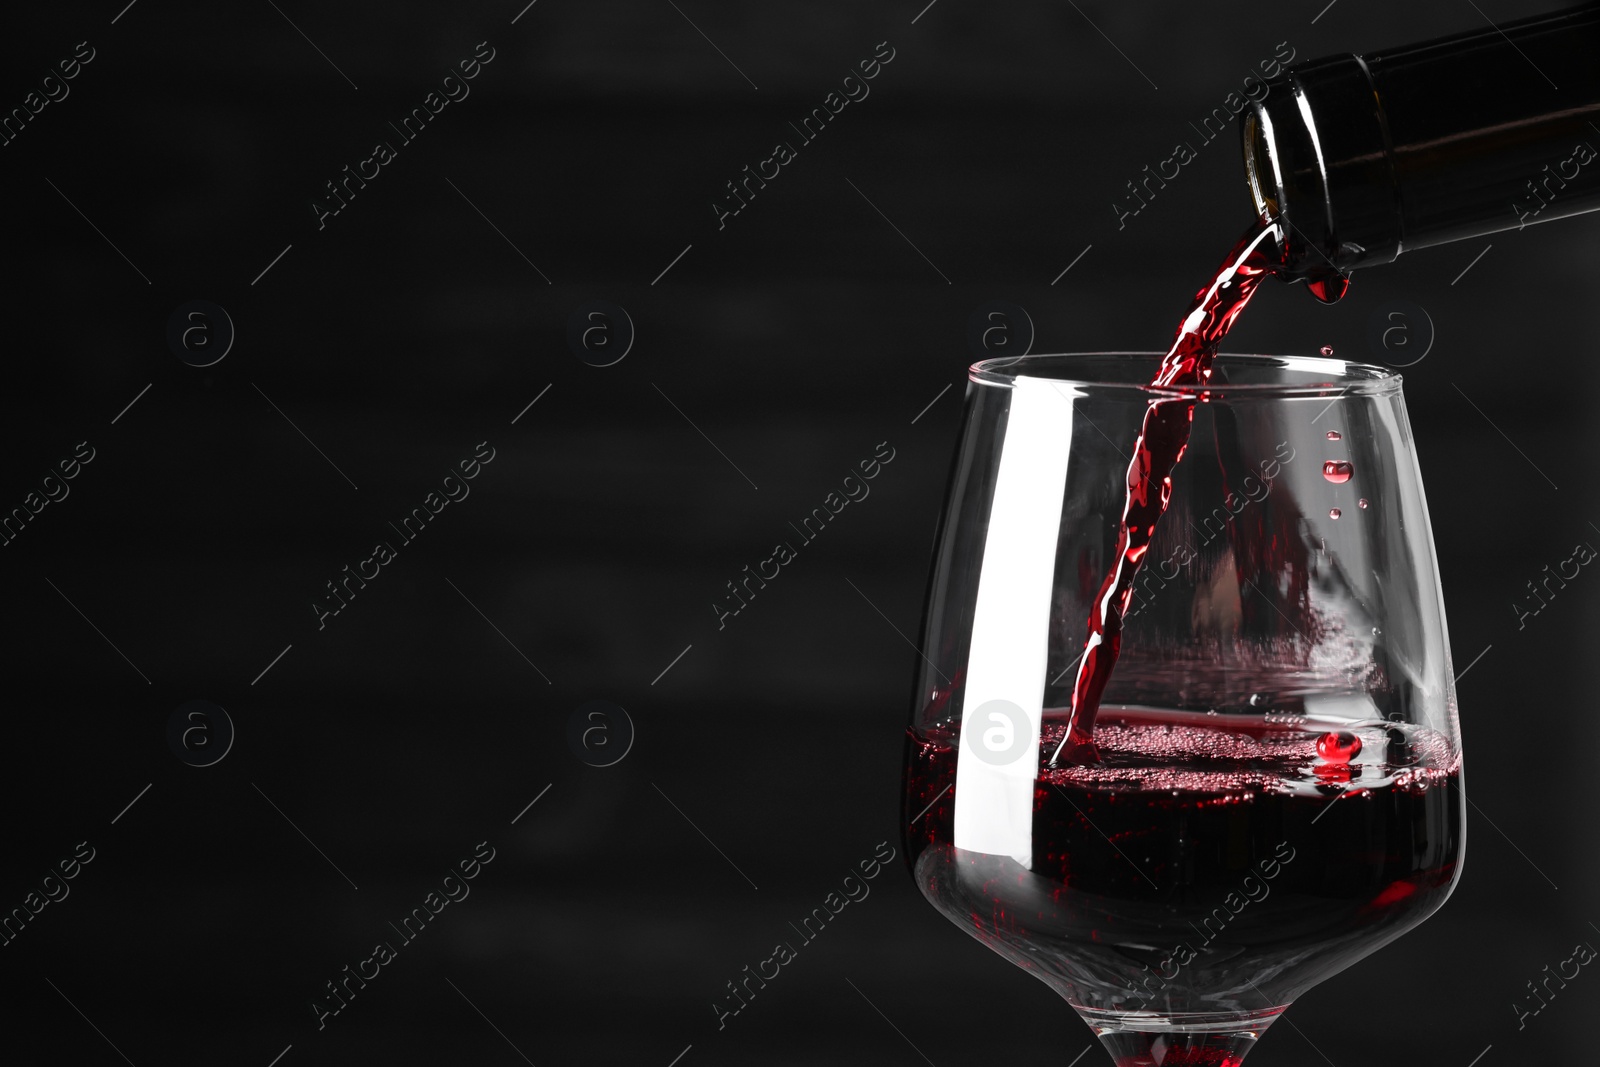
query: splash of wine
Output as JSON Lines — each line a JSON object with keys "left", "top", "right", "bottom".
{"left": 1049, "top": 219, "right": 1293, "bottom": 767}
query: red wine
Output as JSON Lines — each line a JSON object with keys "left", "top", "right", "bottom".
{"left": 905, "top": 708, "right": 1461, "bottom": 1050}
{"left": 1051, "top": 222, "right": 1290, "bottom": 764}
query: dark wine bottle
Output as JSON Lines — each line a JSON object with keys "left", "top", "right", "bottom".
{"left": 1242, "top": 2, "right": 1600, "bottom": 283}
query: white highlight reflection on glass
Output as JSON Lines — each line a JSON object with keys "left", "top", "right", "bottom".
{"left": 953, "top": 376, "right": 1076, "bottom": 866}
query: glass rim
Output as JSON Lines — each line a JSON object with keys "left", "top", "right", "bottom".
{"left": 969, "top": 352, "right": 1403, "bottom": 398}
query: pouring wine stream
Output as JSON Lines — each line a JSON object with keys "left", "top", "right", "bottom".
{"left": 1049, "top": 218, "right": 1296, "bottom": 768}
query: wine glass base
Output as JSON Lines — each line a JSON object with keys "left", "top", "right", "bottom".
{"left": 1078, "top": 1005, "right": 1284, "bottom": 1066}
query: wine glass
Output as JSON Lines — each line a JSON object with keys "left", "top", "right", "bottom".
{"left": 902, "top": 352, "right": 1465, "bottom": 1066}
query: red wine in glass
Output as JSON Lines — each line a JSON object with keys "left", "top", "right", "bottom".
{"left": 906, "top": 709, "right": 1462, "bottom": 1066}
{"left": 905, "top": 216, "right": 1464, "bottom": 1065}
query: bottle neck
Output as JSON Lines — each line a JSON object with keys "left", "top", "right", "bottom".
{"left": 1244, "top": 2, "right": 1600, "bottom": 279}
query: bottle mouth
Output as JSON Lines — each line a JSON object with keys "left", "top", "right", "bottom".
{"left": 1242, "top": 98, "right": 1321, "bottom": 279}
{"left": 1238, "top": 55, "right": 1404, "bottom": 277}
{"left": 1242, "top": 108, "right": 1281, "bottom": 224}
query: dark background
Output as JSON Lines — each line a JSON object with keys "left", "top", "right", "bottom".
{"left": 0, "top": 1, "right": 1592, "bottom": 1064}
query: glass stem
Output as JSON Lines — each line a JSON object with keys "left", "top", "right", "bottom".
{"left": 1094, "top": 1028, "right": 1261, "bottom": 1066}
{"left": 1081, "top": 1006, "right": 1283, "bottom": 1066}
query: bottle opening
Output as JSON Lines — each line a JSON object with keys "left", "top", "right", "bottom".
{"left": 1242, "top": 108, "right": 1279, "bottom": 222}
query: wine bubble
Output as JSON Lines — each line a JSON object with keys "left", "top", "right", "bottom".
{"left": 1248, "top": 694, "right": 1265, "bottom": 707}
{"left": 1326, "top": 430, "right": 1342, "bottom": 441}
{"left": 1319, "top": 345, "right": 1335, "bottom": 356}
{"left": 1330, "top": 507, "right": 1342, "bottom": 519}
{"left": 1322, "top": 460, "right": 1354, "bottom": 483}
{"left": 1316, "top": 730, "right": 1362, "bottom": 763}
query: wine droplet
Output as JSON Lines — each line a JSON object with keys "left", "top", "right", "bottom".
{"left": 1326, "top": 430, "right": 1342, "bottom": 441}
{"left": 1322, "top": 460, "right": 1354, "bottom": 483}
{"left": 1248, "top": 694, "right": 1265, "bottom": 707}
{"left": 1319, "top": 345, "right": 1334, "bottom": 356}
{"left": 1358, "top": 498, "right": 1369, "bottom": 509}
{"left": 1329, "top": 507, "right": 1342, "bottom": 519}
{"left": 1307, "top": 274, "right": 1351, "bottom": 304}
{"left": 1316, "top": 730, "right": 1363, "bottom": 763}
